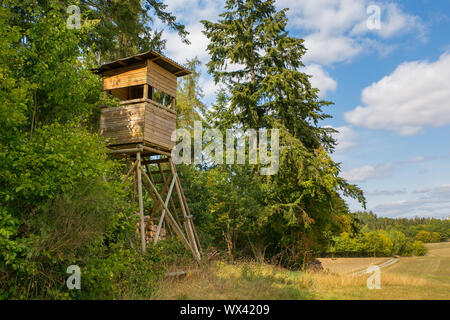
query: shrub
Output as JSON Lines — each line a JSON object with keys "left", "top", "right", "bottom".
{"left": 412, "top": 241, "right": 427, "bottom": 256}
{"left": 73, "top": 246, "right": 164, "bottom": 300}
{"left": 363, "top": 231, "right": 393, "bottom": 257}
{"left": 415, "top": 230, "right": 441, "bottom": 243}
{"left": 387, "top": 230, "right": 409, "bottom": 256}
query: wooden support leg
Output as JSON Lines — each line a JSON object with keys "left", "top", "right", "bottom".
{"left": 137, "top": 152, "right": 146, "bottom": 253}
{"left": 177, "top": 174, "right": 202, "bottom": 253}
{"left": 131, "top": 170, "right": 136, "bottom": 206}
{"left": 169, "top": 159, "right": 201, "bottom": 261}
{"left": 140, "top": 167, "right": 199, "bottom": 262}
{"left": 154, "top": 173, "right": 177, "bottom": 244}
{"left": 121, "top": 159, "right": 139, "bottom": 185}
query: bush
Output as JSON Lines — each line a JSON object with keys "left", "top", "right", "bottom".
{"left": 328, "top": 230, "right": 424, "bottom": 257}
{"left": 415, "top": 230, "right": 441, "bottom": 243}
{"left": 387, "top": 230, "right": 410, "bottom": 256}
{"left": 412, "top": 241, "right": 427, "bottom": 256}
{"left": 363, "top": 231, "right": 393, "bottom": 257}
{"left": 73, "top": 246, "right": 163, "bottom": 300}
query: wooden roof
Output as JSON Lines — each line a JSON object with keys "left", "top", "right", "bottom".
{"left": 93, "top": 50, "right": 191, "bottom": 77}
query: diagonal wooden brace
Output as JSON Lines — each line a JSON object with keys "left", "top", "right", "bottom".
{"left": 154, "top": 173, "right": 177, "bottom": 244}
{"left": 140, "top": 166, "right": 200, "bottom": 263}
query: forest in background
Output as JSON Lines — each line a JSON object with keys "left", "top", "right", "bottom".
{"left": 0, "top": 0, "right": 448, "bottom": 299}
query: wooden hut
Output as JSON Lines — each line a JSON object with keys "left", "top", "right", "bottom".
{"left": 94, "top": 51, "right": 190, "bottom": 152}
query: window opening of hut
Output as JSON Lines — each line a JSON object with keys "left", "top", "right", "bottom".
{"left": 152, "top": 88, "right": 173, "bottom": 107}
{"left": 129, "top": 85, "right": 144, "bottom": 100}
{"left": 109, "top": 85, "right": 144, "bottom": 101}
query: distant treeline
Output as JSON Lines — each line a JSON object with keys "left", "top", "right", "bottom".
{"left": 326, "top": 212, "right": 449, "bottom": 257}
{"left": 355, "top": 211, "right": 450, "bottom": 241}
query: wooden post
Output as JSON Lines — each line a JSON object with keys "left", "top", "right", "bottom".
{"left": 107, "top": 146, "right": 201, "bottom": 262}
{"left": 136, "top": 152, "right": 146, "bottom": 253}
{"left": 158, "top": 163, "right": 181, "bottom": 226}
{"left": 143, "top": 84, "right": 149, "bottom": 100}
{"left": 178, "top": 181, "right": 202, "bottom": 253}
{"left": 154, "top": 173, "right": 177, "bottom": 244}
{"left": 169, "top": 159, "right": 200, "bottom": 261}
{"left": 140, "top": 167, "right": 199, "bottom": 262}
{"left": 131, "top": 170, "right": 136, "bottom": 206}
{"left": 121, "top": 159, "right": 139, "bottom": 185}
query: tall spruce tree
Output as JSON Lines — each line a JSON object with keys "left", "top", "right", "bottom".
{"left": 201, "top": 0, "right": 365, "bottom": 265}
{"left": 176, "top": 58, "right": 207, "bottom": 131}
{"left": 201, "top": 0, "right": 334, "bottom": 151}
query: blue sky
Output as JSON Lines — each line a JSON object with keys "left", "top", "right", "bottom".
{"left": 157, "top": 0, "right": 450, "bottom": 219}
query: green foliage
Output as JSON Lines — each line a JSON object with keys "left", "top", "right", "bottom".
{"left": 412, "top": 241, "right": 427, "bottom": 256}
{"left": 355, "top": 211, "right": 449, "bottom": 241}
{"left": 74, "top": 245, "right": 163, "bottom": 300}
{"left": 386, "top": 229, "right": 410, "bottom": 255}
{"left": 0, "top": 2, "right": 179, "bottom": 299}
{"left": 195, "top": 0, "right": 366, "bottom": 268}
{"left": 328, "top": 229, "right": 429, "bottom": 257}
{"left": 176, "top": 57, "right": 207, "bottom": 131}
{"left": 3, "top": 122, "right": 115, "bottom": 207}
{"left": 202, "top": 0, "right": 335, "bottom": 150}
{"left": 363, "top": 231, "right": 393, "bottom": 257}
{"left": 6, "top": 0, "right": 188, "bottom": 64}
{"left": 415, "top": 230, "right": 441, "bottom": 243}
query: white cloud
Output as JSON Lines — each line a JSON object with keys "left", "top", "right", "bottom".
{"left": 276, "top": 0, "right": 425, "bottom": 65}
{"left": 163, "top": 0, "right": 223, "bottom": 24}
{"left": 278, "top": 0, "right": 366, "bottom": 34}
{"left": 158, "top": 0, "right": 425, "bottom": 104}
{"left": 405, "top": 156, "right": 436, "bottom": 163}
{"left": 341, "top": 163, "right": 392, "bottom": 182}
{"left": 374, "top": 184, "right": 450, "bottom": 218}
{"left": 326, "top": 125, "right": 358, "bottom": 152}
{"left": 303, "top": 33, "right": 363, "bottom": 65}
{"left": 351, "top": 3, "right": 425, "bottom": 40}
{"left": 164, "top": 23, "right": 211, "bottom": 63}
{"left": 413, "top": 187, "right": 430, "bottom": 194}
{"left": 303, "top": 64, "right": 337, "bottom": 97}
{"left": 365, "top": 189, "right": 407, "bottom": 196}
{"left": 345, "top": 53, "right": 450, "bottom": 136}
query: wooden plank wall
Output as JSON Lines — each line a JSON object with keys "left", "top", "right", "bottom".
{"left": 144, "top": 101, "right": 177, "bottom": 151}
{"left": 100, "top": 104, "right": 145, "bottom": 145}
{"left": 147, "top": 61, "right": 177, "bottom": 97}
{"left": 103, "top": 61, "right": 147, "bottom": 91}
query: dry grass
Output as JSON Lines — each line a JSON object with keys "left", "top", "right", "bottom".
{"left": 317, "top": 257, "right": 389, "bottom": 274}
{"left": 153, "top": 242, "right": 450, "bottom": 300}
{"left": 153, "top": 261, "right": 314, "bottom": 300}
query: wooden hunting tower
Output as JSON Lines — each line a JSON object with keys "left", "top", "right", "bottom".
{"left": 94, "top": 51, "right": 201, "bottom": 262}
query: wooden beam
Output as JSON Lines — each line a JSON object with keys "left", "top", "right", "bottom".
{"left": 150, "top": 170, "right": 172, "bottom": 217}
{"left": 108, "top": 147, "right": 142, "bottom": 154}
{"left": 142, "top": 145, "right": 172, "bottom": 157}
{"left": 141, "top": 158, "right": 169, "bottom": 165}
{"left": 169, "top": 159, "right": 201, "bottom": 260}
{"left": 136, "top": 152, "right": 147, "bottom": 253}
{"left": 154, "top": 173, "right": 177, "bottom": 244}
{"left": 143, "top": 84, "right": 149, "bottom": 100}
{"left": 158, "top": 162, "right": 182, "bottom": 227}
{"left": 121, "top": 160, "right": 138, "bottom": 185}
{"left": 177, "top": 174, "right": 202, "bottom": 253}
{"left": 140, "top": 167, "right": 198, "bottom": 261}
{"left": 131, "top": 170, "right": 136, "bottom": 206}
